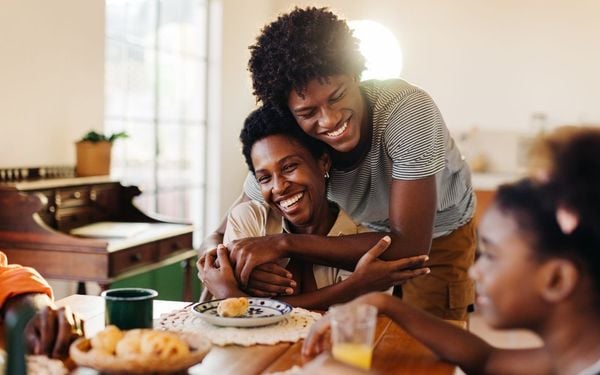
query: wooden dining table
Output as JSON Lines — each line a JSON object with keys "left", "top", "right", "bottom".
{"left": 53, "top": 294, "right": 462, "bottom": 374}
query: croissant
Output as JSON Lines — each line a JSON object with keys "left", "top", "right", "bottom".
{"left": 114, "top": 329, "right": 143, "bottom": 358}
{"left": 91, "top": 325, "right": 123, "bottom": 354}
{"left": 217, "top": 297, "right": 249, "bottom": 317}
{"left": 140, "top": 330, "right": 190, "bottom": 359}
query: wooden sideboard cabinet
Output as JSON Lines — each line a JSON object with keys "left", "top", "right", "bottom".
{"left": 0, "top": 175, "right": 196, "bottom": 299}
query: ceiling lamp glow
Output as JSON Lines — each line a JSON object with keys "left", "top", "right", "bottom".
{"left": 349, "top": 20, "right": 403, "bottom": 81}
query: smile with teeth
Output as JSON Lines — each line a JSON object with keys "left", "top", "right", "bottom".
{"left": 326, "top": 121, "right": 348, "bottom": 137}
{"left": 279, "top": 192, "right": 304, "bottom": 210}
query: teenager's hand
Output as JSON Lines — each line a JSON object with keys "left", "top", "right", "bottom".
{"left": 351, "top": 236, "right": 430, "bottom": 294}
{"left": 227, "top": 234, "right": 287, "bottom": 286}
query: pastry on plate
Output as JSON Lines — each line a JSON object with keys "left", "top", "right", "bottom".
{"left": 217, "top": 297, "right": 249, "bottom": 317}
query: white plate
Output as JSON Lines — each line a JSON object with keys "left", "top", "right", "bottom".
{"left": 191, "top": 298, "right": 293, "bottom": 327}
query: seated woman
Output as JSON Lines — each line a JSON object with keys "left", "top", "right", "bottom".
{"left": 303, "top": 127, "right": 600, "bottom": 375}
{"left": 198, "top": 106, "right": 430, "bottom": 310}
{"left": 1, "top": 251, "right": 83, "bottom": 358}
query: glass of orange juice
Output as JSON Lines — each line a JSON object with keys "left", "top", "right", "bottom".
{"left": 329, "top": 303, "right": 377, "bottom": 370}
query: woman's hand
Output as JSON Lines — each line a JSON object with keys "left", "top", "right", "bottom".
{"left": 198, "top": 245, "right": 245, "bottom": 299}
{"left": 244, "top": 263, "right": 296, "bottom": 297}
{"left": 350, "top": 236, "right": 430, "bottom": 294}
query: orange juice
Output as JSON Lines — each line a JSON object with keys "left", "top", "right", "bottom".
{"left": 332, "top": 343, "right": 373, "bottom": 370}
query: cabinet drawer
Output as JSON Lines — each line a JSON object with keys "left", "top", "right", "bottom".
{"left": 56, "top": 207, "right": 96, "bottom": 232}
{"left": 90, "top": 185, "right": 120, "bottom": 216}
{"left": 55, "top": 187, "right": 90, "bottom": 207}
{"left": 111, "top": 243, "right": 157, "bottom": 275}
{"left": 157, "top": 234, "right": 193, "bottom": 259}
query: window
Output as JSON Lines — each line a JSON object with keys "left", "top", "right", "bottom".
{"left": 105, "top": 0, "right": 208, "bottom": 237}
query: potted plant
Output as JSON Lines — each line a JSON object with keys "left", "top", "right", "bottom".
{"left": 75, "top": 130, "right": 128, "bottom": 177}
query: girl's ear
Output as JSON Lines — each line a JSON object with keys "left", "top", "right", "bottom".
{"left": 537, "top": 259, "right": 579, "bottom": 303}
{"left": 319, "top": 153, "right": 332, "bottom": 177}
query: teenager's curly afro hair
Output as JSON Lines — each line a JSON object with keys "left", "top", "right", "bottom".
{"left": 248, "top": 7, "right": 366, "bottom": 109}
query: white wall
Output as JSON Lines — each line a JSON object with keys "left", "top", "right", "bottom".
{"left": 2, "top": 0, "right": 600, "bottom": 218}
{"left": 205, "top": 0, "right": 277, "bottom": 226}
{"left": 0, "top": 0, "right": 105, "bottom": 168}
{"left": 272, "top": 0, "right": 600, "bottom": 133}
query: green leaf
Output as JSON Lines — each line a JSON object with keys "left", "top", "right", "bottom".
{"left": 80, "top": 130, "right": 129, "bottom": 143}
{"left": 108, "top": 131, "right": 129, "bottom": 142}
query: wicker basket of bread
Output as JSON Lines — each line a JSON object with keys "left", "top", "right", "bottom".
{"left": 69, "top": 325, "right": 211, "bottom": 374}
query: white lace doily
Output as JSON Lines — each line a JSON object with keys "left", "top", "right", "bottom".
{"left": 27, "top": 355, "right": 68, "bottom": 375}
{"left": 156, "top": 307, "right": 322, "bottom": 347}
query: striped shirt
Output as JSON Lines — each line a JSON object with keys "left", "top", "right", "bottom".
{"left": 244, "top": 79, "right": 475, "bottom": 238}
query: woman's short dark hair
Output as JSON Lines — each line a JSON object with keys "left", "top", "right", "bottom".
{"left": 240, "top": 106, "right": 329, "bottom": 173}
{"left": 248, "top": 6, "right": 366, "bottom": 109}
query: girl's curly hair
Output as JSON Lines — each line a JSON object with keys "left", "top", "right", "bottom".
{"left": 248, "top": 7, "right": 366, "bottom": 109}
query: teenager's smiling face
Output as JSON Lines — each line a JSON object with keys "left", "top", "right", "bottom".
{"left": 251, "top": 134, "right": 331, "bottom": 234}
{"left": 287, "top": 74, "right": 366, "bottom": 153}
{"left": 469, "top": 204, "right": 548, "bottom": 330}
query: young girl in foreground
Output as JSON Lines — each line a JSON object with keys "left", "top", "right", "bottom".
{"left": 303, "top": 128, "right": 600, "bottom": 375}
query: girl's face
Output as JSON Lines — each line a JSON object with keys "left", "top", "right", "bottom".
{"left": 287, "top": 74, "right": 366, "bottom": 153}
{"left": 251, "top": 134, "right": 331, "bottom": 234}
{"left": 469, "top": 205, "right": 548, "bottom": 329}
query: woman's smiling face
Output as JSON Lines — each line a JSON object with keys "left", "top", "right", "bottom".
{"left": 469, "top": 204, "right": 549, "bottom": 329}
{"left": 251, "top": 134, "right": 331, "bottom": 234}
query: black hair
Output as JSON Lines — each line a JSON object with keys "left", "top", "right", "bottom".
{"left": 248, "top": 6, "right": 366, "bottom": 109}
{"left": 543, "top": 128, "right": 600, "bottom": 236}
{"left": 240, "top": 106, "right": 329, "bottom": 173}
{"left": 494, "top": 177, "right": 600, "bottom": 304}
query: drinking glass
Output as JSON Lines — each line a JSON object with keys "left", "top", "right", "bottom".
{"left": 329, "top": 303, "right": 377, "bottom": 370}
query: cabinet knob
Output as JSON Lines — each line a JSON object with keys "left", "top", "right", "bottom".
{"left": 129, "top": 253, "right": 142, "bottom": 262}
{"left": 74, "top": 191, "right": 81, "bottom": 199}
